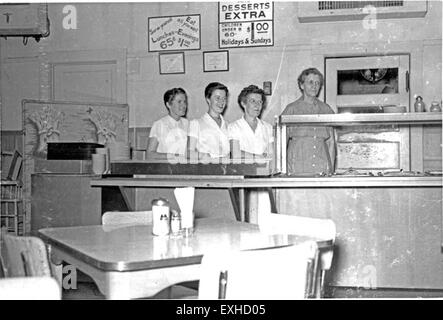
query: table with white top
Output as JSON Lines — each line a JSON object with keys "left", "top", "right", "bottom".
{"left": 39, "top": 218, "right": 332, "bottom": 299}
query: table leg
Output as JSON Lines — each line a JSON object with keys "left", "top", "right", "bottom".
{"left": 266, "top": 187, "right": 278, "bottom": 213}
{"left": 239, "top": 188, "right": 247, "bottom": 222}
{"left": 118, "top": 186, "right": 135, "bottom": 211}
{"left": 48, "top": 247, "right": 63, "bottom": 286}
{"left": 227, "top": 188, "right": 242, "bottom": 222}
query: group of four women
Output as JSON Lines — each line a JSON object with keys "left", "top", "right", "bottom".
{"left": 147, "top": 67, "right": 336, "bottom": 175}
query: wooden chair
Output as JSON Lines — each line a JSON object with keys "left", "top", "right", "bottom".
{"left": 0, "top": 277, "right": 61, "bottom": 300}
{"left": 198, "top": 241, "right": 319, "bottom": 300}
{"left": 1, "top": 180, "right": 24, "bottom": 236}
{"left": 258, "top": 212, "right": 336, "bottom": 298}
{"left": 1, "top": 150, "right": 24, "bottom": 235}
{"left": 0, "top": 229, "right": 107, "bottom": 300}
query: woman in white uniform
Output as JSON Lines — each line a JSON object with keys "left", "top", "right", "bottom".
{"left": 147, "top": 88, "right": 189, "bottom": 162}
{"left": 229, "top": 85, "right": 274, "bottom": 224}
{"left": 188, "top": 82, "right": 230, "bottom": 162}
{"left": 228, "top": 84, "right": 274, "bottom": 161}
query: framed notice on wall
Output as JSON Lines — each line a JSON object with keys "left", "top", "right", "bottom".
{"left": 218, "top": 1, "right": 274, "bottom": 49}
{"left": 148, "top": 14, "right": 201, "bottom": 52}
{"left": 159, "top": 52, "right": 185, "bottom": 74}
{"left": 203, "top": 50, "right": 229, "bottom": 72}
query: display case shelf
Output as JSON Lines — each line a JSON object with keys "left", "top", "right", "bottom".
{"left": 279, "top": 112, "right": 442, "bottom": 126}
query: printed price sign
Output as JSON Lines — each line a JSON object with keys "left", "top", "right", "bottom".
{"left": 148, "top": 14, "right": 201, "bottom": 52}
{"left": 218, "top": 1, "right": 273, "bottom": 48}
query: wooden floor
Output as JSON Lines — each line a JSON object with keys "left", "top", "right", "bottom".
{"left": 62, "top": 282, "right": 443, "bottom": 300}
{"left": 326, "top": 286, "right": 443, "bottom": 299}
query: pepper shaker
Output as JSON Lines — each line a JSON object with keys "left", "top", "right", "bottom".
{"left": 414, "top": 96, "right": 425, "bottom": 112}
{"left": 170, "top": 209, "right": 182, "bottom": 236}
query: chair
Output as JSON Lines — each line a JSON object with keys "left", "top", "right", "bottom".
{"left": 1, "top": 180, "right": 24, "bottom": 235}
{"left": 1, "top": 150, "right": 24, "bottom": 235}
{"left": 102, "top": 210, "right": 153, "bottom": 226}
{"left": 258, "top": 212, "right": 336, "bottom": 298}
{"left": 0, "top": 277, "right": 61, "bottom": 300}
{"left": 198, "top": 241, "right": 319, "bottom": 300}
{"left": 0, "top": 231, "right": 52, "bottom": 278}
{"left": 0, "top": 229, "right": 106, "bottom": 300}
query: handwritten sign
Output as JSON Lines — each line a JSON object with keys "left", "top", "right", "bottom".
{"left": 218, "top": 1, "right": 273, "bottom": 48}
{"left": 148, "top": 14, "right": 201, "bottom": 52}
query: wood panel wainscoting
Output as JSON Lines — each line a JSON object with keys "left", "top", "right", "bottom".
{"left": 277, "top": 185, "right": 443, "bottom": 290}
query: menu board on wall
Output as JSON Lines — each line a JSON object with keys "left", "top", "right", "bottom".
{"left": 148, "top": 14, "right": 201, "bottom": 51}
{"left": 218, "top": 1, "right": 273, "bottom": 48}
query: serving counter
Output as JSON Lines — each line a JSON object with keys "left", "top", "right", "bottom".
{"left": 90, "top": 112, "right": 443, "bottom": 291}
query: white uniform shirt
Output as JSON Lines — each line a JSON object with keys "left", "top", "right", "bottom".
{"left": 189, "top": 113, "right": 230, "bottom": 158}
{"left": 228, "top": 117, "right": 274, "bottom": 155}
{"left": 149, "top": 115, "right": 189, "bottom": 155}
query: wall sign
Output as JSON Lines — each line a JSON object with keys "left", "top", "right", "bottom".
{"left": 0, "top": 3, "right": 49, "bottom": 39}
{"left": 218, "top": 1, "right": 274, "bottom": 48}
{"left": 148, "top": 14, "right": 201, "bottom": 52}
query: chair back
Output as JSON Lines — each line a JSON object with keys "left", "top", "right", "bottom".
{"left": 258, "top": 213, "right": 336, "bottom": 269}
{"left": 102, "top": 210, "right": 153, "bottom": 226}
{"left": 0, "top": 232, "right": 52, "bottom": 278}
{"left": 198, "top": 241, "right": 319, "bottom": 300}
{"left": 0, "top": 277, "right": 61, "bottom": 300}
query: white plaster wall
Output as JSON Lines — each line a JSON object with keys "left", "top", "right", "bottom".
{"left": 0, "top": 1, "right": 441, "bottom": 130}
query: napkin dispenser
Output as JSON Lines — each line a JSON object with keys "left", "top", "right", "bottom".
{"left": 174, "top": 187, "right": 195, "bottom": 234}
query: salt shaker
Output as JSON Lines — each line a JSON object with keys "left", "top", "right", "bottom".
{"left": 152, "top": 198, "right": 170, "bottom": 236}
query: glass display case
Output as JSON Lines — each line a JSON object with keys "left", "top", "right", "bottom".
{"left": 275, "top": 112, "right": 443, "bottom": 174}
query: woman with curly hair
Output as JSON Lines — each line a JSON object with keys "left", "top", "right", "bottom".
{"left": 228, "top": 84, "right": 274, "bottom": 161}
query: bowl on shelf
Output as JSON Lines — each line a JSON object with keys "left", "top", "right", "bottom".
{"left": 383, "top": 105, "right": 407, "bottom": 113}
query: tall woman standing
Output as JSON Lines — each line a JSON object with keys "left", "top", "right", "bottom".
{"left": 281, "top": 68, "right": 336, "bottom": 175}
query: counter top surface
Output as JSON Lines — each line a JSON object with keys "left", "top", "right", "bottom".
{"left": 91, "top": 174, "right": 442, "bottom": 188}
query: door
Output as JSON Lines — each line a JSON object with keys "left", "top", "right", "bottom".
{"left": 49, "top": 49, "right": 126, "bottom": 103}
{"left": 52, "top": 62, "right": 117, "bottom": 103}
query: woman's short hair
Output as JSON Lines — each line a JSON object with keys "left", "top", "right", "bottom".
{"left": 163, "top": 88, "right": 187, "bottom": 107}
{"left": 204, "top": 82, "right": 228, "bottom": 99}
{"left": 237, "top": 85, "right": 266, "bottom": 110}
{"left": 297, "top": 68, "right": 324, "bottom": 92}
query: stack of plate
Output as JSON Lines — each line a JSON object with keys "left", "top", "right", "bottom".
{"left": 109, "top": 141, "right": 130, "bottom": 161}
